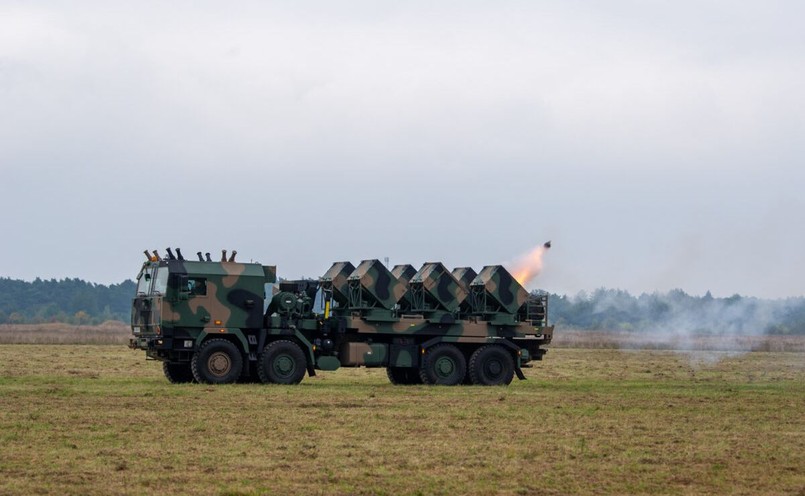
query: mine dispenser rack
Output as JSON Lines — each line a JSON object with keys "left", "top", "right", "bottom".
{"left": 409, "top": 262, "right": 468, "bottom": 318}
{"left": 320, "top": 261, "right": 355, "bottom": 308}
{"left": 391, "top": 264, "right": 417, "bottom": 313}
{"left": 346, "top": 259, "right": 406, "bottom": 315}
{"left": 451, "top": 267, "right": 478, "bottom": 291}
{"left": 469, "top": 265, "right": 529, "bottom": 325}
{"left": 451, "top": 267, "right": 478, "bottom": 316}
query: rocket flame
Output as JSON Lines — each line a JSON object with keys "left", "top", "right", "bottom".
{"left": 510, "top": 241, "right": 551, "bottom": 287}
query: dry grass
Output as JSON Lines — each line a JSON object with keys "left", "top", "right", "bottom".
{"left": 0, "top": 345, "right": 803, "bottom": 495}
{"left": 0, "top": 322, "right": 130, "bottom": 345}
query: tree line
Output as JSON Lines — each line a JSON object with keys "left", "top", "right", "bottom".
{"left": 0, "top": 277, "right": 135, "bottom": 325}
{"left": 1, "top": 276, "right": 803, "bottom": 334}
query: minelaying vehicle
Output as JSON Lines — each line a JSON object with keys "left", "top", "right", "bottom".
{"left": 130, "top": 248, "right": 553, "bottom": 386}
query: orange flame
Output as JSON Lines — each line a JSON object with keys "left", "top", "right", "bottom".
{"left": 510, "top": 242, "right": 551, "bottom": 287}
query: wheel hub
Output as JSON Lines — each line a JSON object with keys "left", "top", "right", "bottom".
{"left": 274, "top": 354, "right": 295, "bottom": 376}
{"left": 435, "top": 357, "right": 455, "bottom": 378}
{"left": 208, "top": 351, "right": 232, "bottom": 377}
{"left": 485, "top": 359, "right": 503, "bottom": 376}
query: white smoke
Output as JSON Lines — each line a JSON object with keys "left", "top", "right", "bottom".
{"left": 554, "top": 289, "right": 805, "bottom": 364}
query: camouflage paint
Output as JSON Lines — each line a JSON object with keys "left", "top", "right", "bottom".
{"left": 409, "top": 262, "right": 468, "bottom": 313}
{"left": 470, "top": 265, "right": 529, "bottom": 315}
{"left": 347, "top": 259, "right": 406, "bottom": 310}
{"left": 320, "top": 261, "right": 355, "bottom": 306}
{"left": 391, "top": 264, "right": 416, "bottom": 313}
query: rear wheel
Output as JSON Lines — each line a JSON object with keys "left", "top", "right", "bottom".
{"left": 258, "top": 340, "right": 307, "bottom": 385}
{"left": 162, "top": 361, "right": 194, "bottom": 384}
{"left": 191, "top": 339, "right": 243, "bottom": 384}
{"left": 419, "top": 344, "right": 466, "bottom": 386}
{"left": 237, "top": 361, "right": 261, "bottom": 384}
{"left": 387, "top": 367, "right": 423, "bottom": 385}
{"left": 469, "top": 345, "right": 515, "bottom": 386}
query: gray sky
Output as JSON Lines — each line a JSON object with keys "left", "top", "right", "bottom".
{"left": 1, "top": 1, "right": 804, "bottom": 298}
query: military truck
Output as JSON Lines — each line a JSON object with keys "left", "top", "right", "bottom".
{"left": 130, "top": 249, "right": 553, "bottom": 386}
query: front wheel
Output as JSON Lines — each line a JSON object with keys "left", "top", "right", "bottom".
{"left": 258, "top": 340, "right": 307, "bottom": 385}
{"left": 191, "top": 339, "right": 244, "bottom": 384}
{"left": 469, "top": 345, "right": 514, "bottom": 386}
{"left": 419, "top": 344, "right": 466, "bottom": 386}
{"left": 163, "top": 361, "right": 195, "bottom": 384}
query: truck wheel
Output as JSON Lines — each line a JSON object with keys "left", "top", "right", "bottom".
{"left": 469, "top": 345, "right": 514, "bottom": 386}
{"left": 386, "top": 367, "right": 423, "bottom": 385}
{"left": 258, "top": 340, "right": 307, "bottom": 385}
{"left": 237, "top": 362, "right": 261, "bottom": 384}
{"left": 163, "top": 362, "right": 195, "bottom": 384}
{"left": 191, "top": 339, "right": 243, "bottom": 384}
{"left": 419, "top": 344, "right": 466, "bottom": 386}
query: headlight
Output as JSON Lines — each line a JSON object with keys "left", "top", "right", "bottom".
{"left": 132, "top": 326, "right": 141, "bottom": 335}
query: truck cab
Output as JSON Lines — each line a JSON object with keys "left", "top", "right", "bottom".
{"left": 130, "top": 258, "right": 277, "bottom": 382}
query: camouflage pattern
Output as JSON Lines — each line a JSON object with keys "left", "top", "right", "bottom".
{"left": 470, "top": 265, "right": 529, "bottom": 315}
{"left": 347, "top": 259, "right": 406, "bottom": 310}
{"left": 391, "top": 264, "right": 416, "bottom": 312}
{"left": 162, "top": 259, "right": 268, "bottom": 330}
{"left": 452, "top": 266, "right": 478, "bottom": 314}
{"left": 320, "top": 261, "right": 355, "bottom": 306}
{"left": 409, "top": 262, "right": 468, "bottom": 313}
{"left": 451, "top": 267, "right": 478, "bottom": 293}
{"left": 131, "top": 251, "right": 553, "bottom": 386}
{"left": 130, "top": 258, "right": 274, "bottom": 361}
{"left": 391, "top": 264, "right": 417, "bottom": 284}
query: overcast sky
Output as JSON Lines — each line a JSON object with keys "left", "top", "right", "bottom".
{"left": 1, "top": 1, "right": 803, "bottom": 298}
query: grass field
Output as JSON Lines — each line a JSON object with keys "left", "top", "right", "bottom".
{"left": 0, "top": 345, "right": 803, "bottom": 495}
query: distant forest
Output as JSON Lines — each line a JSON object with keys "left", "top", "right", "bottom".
{"left": 0, "top": 277, "right": 803, "bottom": 334}
{"left": 0, "top": 278, "right": 135, "bottom": 325}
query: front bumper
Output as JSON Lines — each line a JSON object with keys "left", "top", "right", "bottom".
{"left": 129, "top": 336, "right": 167, "bottom": 350}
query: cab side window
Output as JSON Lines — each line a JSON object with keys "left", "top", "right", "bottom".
{"left": 187, "top": 278, "right": 207, "bottom": 296}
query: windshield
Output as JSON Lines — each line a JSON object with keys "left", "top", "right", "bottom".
{"left": 152, "top": 267, "right": 169, "bottom": 295}
{"left": 136, "top": 266, "right": 153, "bottom": 294}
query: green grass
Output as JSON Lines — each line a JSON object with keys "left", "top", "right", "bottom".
{"left": 0, "top": 346, "right": 803, "bottom": 495}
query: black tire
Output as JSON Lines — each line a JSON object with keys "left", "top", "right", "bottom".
{"left": 386, "top": 367, "right": 423, "bottom": 385}
{"left": 237, "top": 361, "right": 261, "bottom": 384}
{"left": 419, "top": 344, "right": 466, "bottom": 386}
{"left": 469, "top": 345, "right": 515, "bottom": 386}
{"left": 191, "top": 338, "right": 243, "bottom": 384}
{"left": 258, "top": 340, "right": 307, "bottom": 385}
{"left": 162, "top": 361, "right": 195, "bottom": 384}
